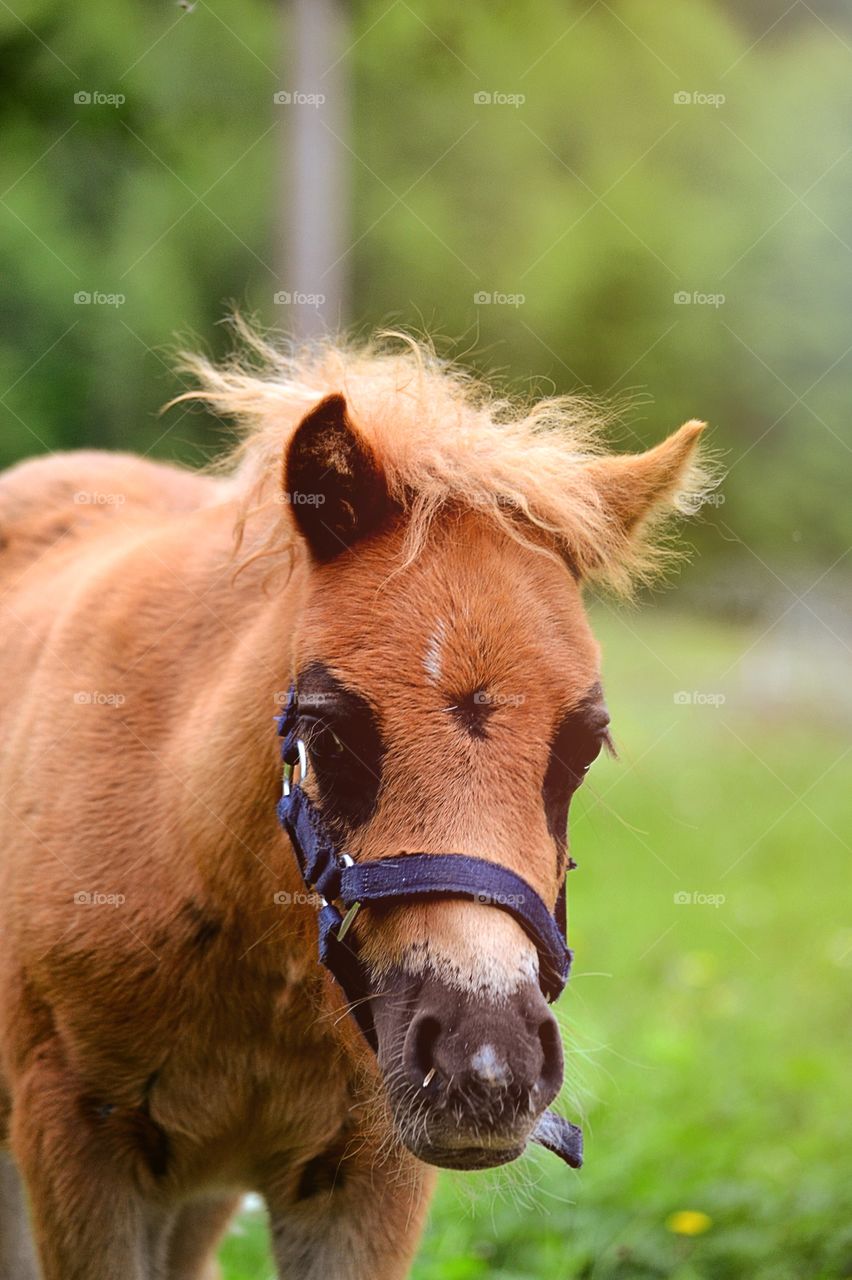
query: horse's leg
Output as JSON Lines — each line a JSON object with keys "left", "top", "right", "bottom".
{"left": 9, "top": 1058, "right": 148, "bottom": 1280}
{"left": 264, "top": 1142, "right": 435, "bottom": 1280}
{"left": 143, "top": 1205, "right": 180, "bottom": 1280}
{"left": 165, "top": 1193, "right": 241, "bottom": 1280}
{"left": 0, "top": 1149, "right": 40, "bottom": 1280}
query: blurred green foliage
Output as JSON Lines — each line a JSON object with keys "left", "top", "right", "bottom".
{"left": 2, "top": 0, "right": 851, "bottom": 586}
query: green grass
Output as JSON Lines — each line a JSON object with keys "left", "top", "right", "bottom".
{"left": 219, "top": 608, "right": 851, "bottom": 1279}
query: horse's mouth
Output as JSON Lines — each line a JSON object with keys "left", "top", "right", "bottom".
{"left": 411, "top": 1139, "right": 526, "bottom": 1171}
{"left": 393, "top": 1110, "right": 537, "bottom": 1171}
{"left": 394, "top": 1104, "right": 585, "bottom": 1172}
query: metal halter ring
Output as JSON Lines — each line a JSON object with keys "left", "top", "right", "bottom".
{"left": 282, "top": 738, "right": 309, "bottom": 797}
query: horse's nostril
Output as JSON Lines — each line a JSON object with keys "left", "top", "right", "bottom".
{"left": 394, "top": 984, "right": 565, "bottom": 1115}
{"left": 537, "top": 1010, "right": 564, "bottom": 1100}
{"left": 404, "top": 1014, "right": 442, "bottom": 1087}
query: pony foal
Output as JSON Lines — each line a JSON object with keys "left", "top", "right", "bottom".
{"left": 0, "top": 332, "right": 707, "bottom": 1278}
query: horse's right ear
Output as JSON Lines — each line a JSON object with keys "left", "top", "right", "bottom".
{"left": 283, "top": 393, "right": 393, "bottom": 561}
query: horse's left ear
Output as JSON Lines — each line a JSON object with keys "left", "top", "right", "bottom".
{"left": 583, "top": 420, "right": 706, "bottom": 538}
{"left": 283, "top": 393, "right": 392, "bottom": 561}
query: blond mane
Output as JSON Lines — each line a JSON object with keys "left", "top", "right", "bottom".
{"left": 172, "top": 317, "right": 710, "bottom": 594}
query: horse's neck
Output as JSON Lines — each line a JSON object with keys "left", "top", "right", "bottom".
{"left": 143, "top": 504, "right": 307, "bottom": 929}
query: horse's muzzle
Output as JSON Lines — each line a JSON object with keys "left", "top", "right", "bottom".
{"left": 372, "top": 969, "right": 564, "bottom": 1170}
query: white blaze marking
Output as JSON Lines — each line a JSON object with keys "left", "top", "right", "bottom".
{"left": 470, "top": 1043, "right": 510, "bottom": 1086}
{"left": 423, "top": 618, "right": 447, "bottom": 684}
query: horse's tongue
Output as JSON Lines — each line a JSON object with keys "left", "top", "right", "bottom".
{"left": 529, "top": 1109, "right": 583, "bottom": 1168}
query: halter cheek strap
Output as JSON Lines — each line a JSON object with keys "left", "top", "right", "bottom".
{"left": 274, "top": 684, "right": 583, "bottom": 1169}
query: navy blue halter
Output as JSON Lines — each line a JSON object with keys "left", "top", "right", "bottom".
{"left": 274, "top": 683, "right": 583, "bottom": 1169}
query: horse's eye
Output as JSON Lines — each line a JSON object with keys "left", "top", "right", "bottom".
{"left": 548, "top": 726, "right": 608, "bottom": 795}
{"left": 573, "top": 737, "right": 604, "bottom": 780}
{"left": 301, "top": 717, "right": 344, "bottom": 763}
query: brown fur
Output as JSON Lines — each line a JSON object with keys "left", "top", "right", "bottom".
{"left": 0, "top": 333, "right": 705, "bottom": 1278}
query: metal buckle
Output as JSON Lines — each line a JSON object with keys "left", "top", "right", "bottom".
{"left": 335, "top": 854, "right": 361, "bottom": 941}
{"left": 336, "top": 901, "right": 361, "bottom": 942}
{"left": 282, "top": 738, "right": 309, "bottom": 797}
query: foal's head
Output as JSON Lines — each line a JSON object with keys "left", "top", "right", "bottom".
{"left": 189, "top": 334, "right": 707, "bottom": 1170}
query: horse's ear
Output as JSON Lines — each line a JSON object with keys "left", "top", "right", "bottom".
{"left": 283, "top": 393, "right": 392, "bottom": 561}
{"left": 583, "top": 420, "right": 706, "bottom": 541}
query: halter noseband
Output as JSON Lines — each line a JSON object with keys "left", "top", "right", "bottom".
{"left": 274, "top": 683, "right": 583, "bottom": 1169}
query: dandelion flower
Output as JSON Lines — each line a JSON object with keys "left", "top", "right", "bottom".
{"left": 666, "top": 1210, "right": 712, "bottom": 1236}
